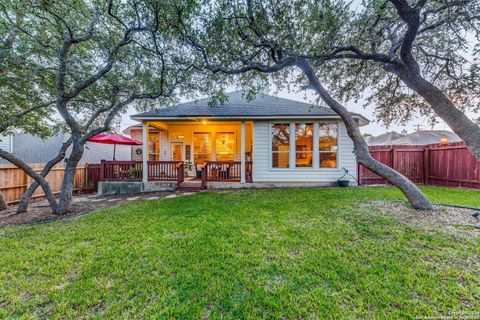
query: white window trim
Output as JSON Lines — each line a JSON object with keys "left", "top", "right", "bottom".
{"left": 319, "top": 121, "right": 340, "bottom": 169}
{"left": 215, "top": 131, "right": 236, "bottom": 162}
{"left": 269, "top": 122, "right": 292, "bottom": 169}
{"left": 193, "top": 132, "right": 213, "bottom": 165}
{"left": 192, "top": 130, "right": 237, "bottom": 165}
{"left": 269, "top": 120, "right": 340, "bottom": 171}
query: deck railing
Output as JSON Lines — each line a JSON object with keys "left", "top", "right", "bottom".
{"left": 100, "top": 160, "right": 143, "bottom": 181}
{"left": 201, "top": 161, "right": 253, "bottom": 186}
{"left": 99, "top": 160, "right": 184, "bottom": 184}
{"left": 98, "top": 160, "right": 252, "bottom": 187}
{"left": 148, "top": 161, "right": 184, "bottom": 183}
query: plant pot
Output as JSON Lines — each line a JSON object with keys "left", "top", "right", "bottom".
{"left": 337, "top": 179, "right": 350, "bottom": 187}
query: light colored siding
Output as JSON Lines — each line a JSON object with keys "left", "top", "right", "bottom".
{"left": 0, "top": 135, "right": 12, "bottom": 153}
{"left": 80, "top": 142, "right": 131, "bottom": 163}
{"left": 252, "top": 120, "right": 357, "bottom": 183}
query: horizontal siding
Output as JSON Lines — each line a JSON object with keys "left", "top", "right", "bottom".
{"left": 253, "top": 121, "right": 357, "bottom": 183}
{"left": 0, "top": 136, "right": 12, "bottom": 153}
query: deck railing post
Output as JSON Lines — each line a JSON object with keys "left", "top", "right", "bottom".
{"left": 240, "top": 120, "right": 246, "bottom": 183}
{"left": 391, "top": 146, "right": 396, "bottom": 173}
{"left": 142, "top": 122, "right": 148, "bottom": 183}
{"left": 176, "top": 161, "right": 184, "bottom": 185}
{"left": 201, "top": 163, "right": 207, "bottom": 189}
{"left": 100, "top": 160, "right": 105, "bottom": 181}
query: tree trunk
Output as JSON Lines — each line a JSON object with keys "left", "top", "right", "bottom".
{"left": 0, "top": 192, "right": 7, "bottom": 211}
{"left": 297, "top": 60, "right": 434, "bottom": 210}
{"left": 394, "top": 69, "right": 480, "bottom": 160}
{"left": 16, "top": 138, "right": 71, "bottom": 213}
{"left": 0, "top": 147, "right": 58, "bottom": 211}
{"left": 54, "top": 141, "right": 84, "bottom": 215}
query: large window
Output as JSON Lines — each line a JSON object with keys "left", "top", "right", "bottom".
{"left": 216, "top": 132, "right": 235, "bottom": 161}
{"left": 295, "top": 123, "right": 313, "bottom": 167}
{"left": 193, "top": 132, "right": 212, "bottom": 164}
{"left": 272, "top": 123, "right": 290, "bottom": 168}
{"left": 319, "top": 122, "right": 338, "bottom": 168}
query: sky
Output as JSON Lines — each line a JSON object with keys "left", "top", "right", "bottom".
{"left": 120, "top": 84, "right": 475, "bottom": 136}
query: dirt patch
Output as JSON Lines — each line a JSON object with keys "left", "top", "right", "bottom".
{"left": 0, "top": 191, "right": 195, "bottom": 227}
{"left": 364, "top": 201, "right": 480, "bottom": 239}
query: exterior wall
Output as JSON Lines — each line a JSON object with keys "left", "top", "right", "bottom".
{"left": 0, "top": 135, "right": 12, "bottom": 153}
{"left": 80, "top": 142, "right": 131, "bottom": 163}
{"left": 0, "top": 133, "right": 131, "bottom": 164}
{"left": 129, "top": 128, "right": 143, "bottom": 161}
{"left": 252, "top": 120, "right": 357, "bottom": 183}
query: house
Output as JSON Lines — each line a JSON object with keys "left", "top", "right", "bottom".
{"left": 366, "top": 130, "right": 461, "bottom": 146}
{"left": 0, "top": 133, "right": 131, "bottom": 164}
{"left": 386, "top": 130, "right": 461, "bottom": 145}
{"left": 366, "top": 132, "right": 406, "bottom": 146}
{"left": 107, "top": 91, "right": 368, "bottom": 193}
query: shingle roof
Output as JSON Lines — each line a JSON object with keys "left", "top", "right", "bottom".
{"left": 389, "top": 130, "right": 461, "bottom": 145}
{"left": 131, "top": 91, "right": 369, "bottom": 124}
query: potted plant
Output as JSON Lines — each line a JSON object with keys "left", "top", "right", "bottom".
{"left": 184, "top": 161, "right": 193, "bottom": 177}
{"left": 337, "top": 167, "right": 353, "bottom": 187}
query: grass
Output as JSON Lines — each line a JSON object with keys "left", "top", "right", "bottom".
{"left": 0, "top": 186, "right": 479, "bottom": 319}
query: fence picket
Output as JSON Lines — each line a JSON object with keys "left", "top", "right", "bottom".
{"left": 359, "top": 142, "right": 480, "bottom": 189}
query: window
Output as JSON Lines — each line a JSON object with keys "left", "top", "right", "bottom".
{"left": 148, "top": 131, "right": 160, "bottom": 161}
{"left": 295, "top": 123, "right": 313, "bottom": 167}
{"left": 319, "top": 122, "right": 338, "bottom": 168}
{"left": 216, "top": 132, "right": 235, "bottom": 161}
{"left": 185, "top": 145, "right": 191, "bottom": 161}
{"left": 193, "top": 132, "right": 212, "bottom": 164}
{"left": 272, "top": 123, "right": 290, "bottom": 168}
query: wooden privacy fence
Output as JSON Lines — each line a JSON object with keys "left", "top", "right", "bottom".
{"left": 358, "top": 142, "right": 480, "bottom": 189}
{"left": 0, "top": 163, "right": 92, "bottom": 205}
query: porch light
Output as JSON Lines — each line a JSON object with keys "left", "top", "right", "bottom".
{"left": 440, "top": 135, "right": 448, "bottom": 145}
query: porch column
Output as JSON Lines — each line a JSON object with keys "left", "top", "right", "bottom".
{"left": 142, "top": 121, "right": 148, "bottom": 183}
{"left": 240, "top": 120, "right": 246, "bottom": 183}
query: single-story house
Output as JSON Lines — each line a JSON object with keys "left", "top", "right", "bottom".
{"left": 114, "top": 91, "right": 368, "bottom": 192}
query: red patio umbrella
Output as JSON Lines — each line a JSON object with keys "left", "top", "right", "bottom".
{"left": 87, "top": 133, "right": 142, "bottom": 160}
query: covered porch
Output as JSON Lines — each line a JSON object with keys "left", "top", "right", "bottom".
{"left": 98, "top": 119, "right": 254, "bottom": 191}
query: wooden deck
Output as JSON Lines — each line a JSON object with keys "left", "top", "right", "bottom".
{"left": 92, "top": 160, "right": 253, "bottom": 191}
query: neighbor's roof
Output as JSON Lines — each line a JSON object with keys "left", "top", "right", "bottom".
{"left": 366, "top": 132, "right": 406, "bottom": 146}
{"left": 131, "top": 91, "right": 370, "bottom": 125}
{"left": 389, "top": 130, "right": 461, "bottom": 145}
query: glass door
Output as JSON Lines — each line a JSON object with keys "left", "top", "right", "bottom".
{"left": 171, "top": 142, "right": 183, "bottom": 161}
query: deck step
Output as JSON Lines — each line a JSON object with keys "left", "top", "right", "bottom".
{"left": 176, "top": 182, "right": 203, "bottom": 191}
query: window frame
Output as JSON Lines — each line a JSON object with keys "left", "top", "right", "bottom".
{"left": 269, "top": 120, "right": 340, "bottom": 170}
{"left": 193, "top": 132, "right": 213, "bottom": 164}
{"left": 318, "top": 121, "right": 339, "bottom": 169}
{"left": 215, "top": 131, "right": 236, "bottom": 162}
{"left": 294, "top": 122, "right": 314, "bottom": 168}
{"left": 271, "top": 123, "right": 291, "bottom": 169}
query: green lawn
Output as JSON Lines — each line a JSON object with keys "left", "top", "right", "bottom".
{"left": 1, "top": 186, "right": 479, "bottom": 319}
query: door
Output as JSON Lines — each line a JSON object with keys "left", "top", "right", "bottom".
{"left": 171, "top": 142, "right": 183, "bottom": 161}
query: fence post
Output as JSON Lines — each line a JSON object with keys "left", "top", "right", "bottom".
{"left": 391, "top": 146, "right": 396, "bottom": 172}
{"left": 357, "top": 162, "right": 362, "bottom": 186}
{"left": 423, "top": 146, "right": 429, "bottom": 185}
{"left": 99, "top": 160, "right": 105, "bottom": 181}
